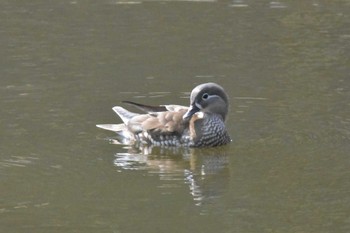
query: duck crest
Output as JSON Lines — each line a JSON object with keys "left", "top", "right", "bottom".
{"left": 97, "top": 83, "right": 231, "bottom": 147}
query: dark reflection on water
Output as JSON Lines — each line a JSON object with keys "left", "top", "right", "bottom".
{"left": 113, "top": 145, "right": 231, "bottom": 207}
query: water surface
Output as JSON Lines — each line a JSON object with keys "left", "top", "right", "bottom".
{"left": 1, "top": 0, "right": 349, "bottom": 232}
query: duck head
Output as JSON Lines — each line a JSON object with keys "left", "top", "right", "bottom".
{"left": 183, "top": 82, "right": 229, "bottom": 122}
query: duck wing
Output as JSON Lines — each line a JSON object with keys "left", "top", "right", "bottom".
{"left": 138, "top": 109, "right": 189, "bottom": 134}
{"left": 98, "top": 103, "right": 189, "bottom": 141}
{"left": 122, "top": 101, "right": 188, "bottom": 113}
{"left": 122, "top": 101, "right": 167, "bottom": 113}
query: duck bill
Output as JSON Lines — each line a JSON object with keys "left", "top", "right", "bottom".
{"left": 183, "top": 105, "right": 200, "bottom": 121}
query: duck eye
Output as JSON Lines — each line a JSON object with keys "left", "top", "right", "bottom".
{"left": 202, "top": 93, "right": 209, "bottom": 100}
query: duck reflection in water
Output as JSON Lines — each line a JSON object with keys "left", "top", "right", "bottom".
{"left": 113, "top": 144, "right": 230, "bottom": 206}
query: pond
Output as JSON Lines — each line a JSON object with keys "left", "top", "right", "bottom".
{"left": 1, "top": 0, "right": 349, "bottom": 232}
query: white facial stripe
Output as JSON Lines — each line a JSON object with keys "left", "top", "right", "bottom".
{"left": 208, "top": 94, "right": 219, "bottom": 99}
{"left": 195, "top": 102, "right": 203, "bottom": 109}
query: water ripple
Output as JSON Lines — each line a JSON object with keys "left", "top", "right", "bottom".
{"left": 0, "top": 155, "right": 39, "bottom": 168}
